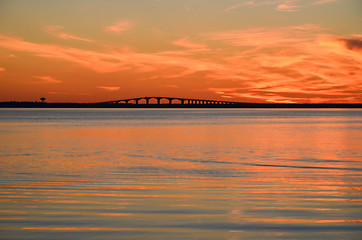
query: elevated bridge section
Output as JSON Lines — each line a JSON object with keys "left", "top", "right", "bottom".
{"left": 99, "top": 97, "right": 240, "bottom": 105}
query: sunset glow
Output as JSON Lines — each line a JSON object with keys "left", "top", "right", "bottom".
{"left": 0, "top": 0, "right": 361, "bottom": 103}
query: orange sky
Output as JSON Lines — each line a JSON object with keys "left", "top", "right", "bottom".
{"left": 0, "top": 0, "right": 361, "bottom": 103}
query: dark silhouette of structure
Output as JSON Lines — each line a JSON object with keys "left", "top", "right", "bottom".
{"left": 0, "top": 96, "right": 361, "bottom": 108}
{"left": 99, "top": 96, "right": 239, "bottom": 105}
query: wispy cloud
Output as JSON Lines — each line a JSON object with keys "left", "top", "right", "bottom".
{"left": 0, "top": 24, "right": 360, "bottom": 103}
{"left": 105, "top": 21, "right": 131, "bottom": 34}
{"left": 0, "top": 34, "right": 222, "bottom": 76}
{"left": 277, "top": 3, "right": 299, "bottom": 12}
{"left": 34, "top": 76, "right": 63, "bottom": 83}
{"left": 48, "top": 91, "right": 69, "bottom": 95}
{"left": 312, "top": 0, "right": 336, "bottom": 5}
{"left": 172, "top": 38, "right": 208, "bottom": 50}
{"left": 205, "top": 26, "right": 362, "bottom": 103}
{"left": 225, "top": 0, "right": 339, "bottom": 12}
{"left": 45, "top": 25, "right": 93, "bottom": 42}
{"left": 163, "top": 84, "right": 179, "bottom": 88}
{"left": 97, "top": 86, "right": 120, "bottom": 91}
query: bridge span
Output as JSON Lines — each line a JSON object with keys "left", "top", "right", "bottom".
{"left": 99, "top": 97, "right": 239, "bottom": 105}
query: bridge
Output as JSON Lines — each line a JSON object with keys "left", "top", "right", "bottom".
{"left": 99, "top": 96, "right": 240, "bottom": 105}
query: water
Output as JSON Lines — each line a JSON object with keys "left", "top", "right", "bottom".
{"left": 0, "top": 108, "right": 361, "bottom": 239}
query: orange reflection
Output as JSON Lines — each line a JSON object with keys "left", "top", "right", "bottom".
{"left": 97, "top": 213, "right": 134, "bottom": 216}
{"left": 22, "top": 227, "right": 143, "bottom": 231}
{"left": 240, "top": 218, "right": 362, "bottom": 224}
{"left": 1, "top": 110, "right": 361, "bottom": 237}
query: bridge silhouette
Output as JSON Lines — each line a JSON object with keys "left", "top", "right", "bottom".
{"left": 1, "top": 97, "right": 361, "bottom": 108}
{"left": 99, "top": 96, "right": 240, "bottom": 105}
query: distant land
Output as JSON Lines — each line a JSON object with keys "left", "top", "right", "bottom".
{"left": 1, "top": 101, "right": 361, "bottom": 108}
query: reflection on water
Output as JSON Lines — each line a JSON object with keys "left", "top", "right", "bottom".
{"left": 0, "top": 109, "right": 361, "bottom": 239}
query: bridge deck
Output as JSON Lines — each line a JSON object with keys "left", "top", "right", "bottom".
{"left": 100, "top": 97, "right": 239, "bottom": 105}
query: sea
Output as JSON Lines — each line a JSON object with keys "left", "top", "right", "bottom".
{"left": 0, "top": 108, "right": 361, "bottom": 240}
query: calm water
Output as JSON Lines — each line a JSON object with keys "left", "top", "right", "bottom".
{"left": 0, "top": 108, "right": 361, "bottom": 240}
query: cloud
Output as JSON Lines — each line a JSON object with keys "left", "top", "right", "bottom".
{"left": 277, "top": 4, "right": 299, "bottom": 12}
{"left": 0, "top": 35, "right": 126, "bottom": 73}
{"left": 293, "top": 24, "right": 321, "bottom": 30}
{"left": 0, "top": 34, "right": 223, "bottom": 76}
{"left": 105, "top": 21, "right": 131, "bottom": 34}
{"left": 45, "top": 25, "right": 93, "bottom": 42}
{"left": 48, "top": 91, "right": 69, "bottom": 95}
{"left": 312, "top": 0, "right": 336, "bottom": 5}
{"left": 224, "top": 0, "right": 339, "bottom": 12}
{"left": 0, "top": 67, "right": 5, "bottom": 72}
{"left": 163, "top": 84, "right": 179, "bottom": 88}
{"left": 0, "top": 25, "right": 360, "bottom": 103}
{"left": 205, "top": 25, "right": 362, "bottom": 103}
{"left": 172, "top": 38, "right": 207, "bottom": 50}
{"left": 207, "top": 25, "right": 317, "bottom": 47}
{"left": 34, "top": 76, "right": 63, "bottom": 83}
{"left": 338, "top": 38, "right": 362, "bottom": 52}
{"left": 97, "top": 86, "right": 120, "bottom": 91}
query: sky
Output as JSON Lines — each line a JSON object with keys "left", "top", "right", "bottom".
{"left": 0, "top": 0, "right": 361, "bottom": 103}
